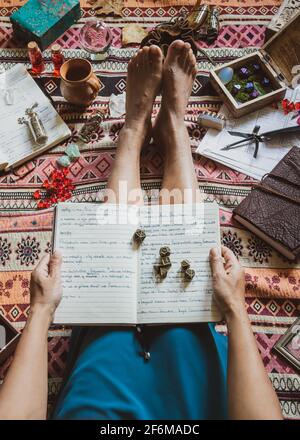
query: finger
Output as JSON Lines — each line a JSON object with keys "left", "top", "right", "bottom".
{"left": 49, "top": 251, "right": 62, "bottom": 278}
{"left": 34, "top": 253, "right": 50, "bottom": 276}
{"left": 209, "top": 247, "right": 225, "bottom": 275}
{"left": 221, "top": 246, "right": 239, "bottom": 268}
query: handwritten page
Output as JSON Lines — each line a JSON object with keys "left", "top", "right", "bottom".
{"left": 197, "top": 88, "right": 300, "bottom": 180}
{"left": 53, "top": 204, "right": 138, "bottom": 324}
{"left": 137, "top": 203, "right": 221, "bottom": 323}
{"left": 0, "top": 65, "right": 70, "bottom": 168}
{"left": 53, "top": 202, "right": 221, "bottom": 325}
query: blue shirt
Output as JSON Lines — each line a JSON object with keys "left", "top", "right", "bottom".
{"left": 53, "top": 323, "right": 228, "bottom": 420}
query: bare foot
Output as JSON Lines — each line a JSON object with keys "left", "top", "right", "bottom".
{"left": 153, "top": 40, "right": 197, "bottom": 151}
{"left": 124, "top": 45, "right": 163, "bottom": 141}
{"left": 160, "top": 40, "right": 197, "bottom": 119}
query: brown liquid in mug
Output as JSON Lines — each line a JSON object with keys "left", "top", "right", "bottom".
{"left": 66, "top": 66, "right": 90, "bottom": 81}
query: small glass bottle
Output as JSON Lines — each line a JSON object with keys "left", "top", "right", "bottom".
{"left": 28, "top": 41, "right": 45, "bottom": 75}
{"left": 51, "top": 44, "right": 65, "bottom": 77}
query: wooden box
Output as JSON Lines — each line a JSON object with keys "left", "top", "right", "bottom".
{"left": 0, "top": 314, "right": 20, "bottom": 365}
{"left": 210, "top": 11, "right": 300, "bottom": 118}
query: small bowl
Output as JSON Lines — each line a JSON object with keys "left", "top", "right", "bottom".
{"left": 79, "top": 19, "right": 113, "bottom": 59}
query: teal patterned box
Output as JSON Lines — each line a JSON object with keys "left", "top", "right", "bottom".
{"left": 11, "top": 0, "right": 81, "bottom": 50}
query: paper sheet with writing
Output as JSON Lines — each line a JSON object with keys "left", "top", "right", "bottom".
{"left": 0, "top": 65, "right": 71, "bottom": 168}
{"left": 53, "top": 203, "right": 221, "bottom": 325}
{"left": 196, "top": 88, "right": 300, "bottom": 180}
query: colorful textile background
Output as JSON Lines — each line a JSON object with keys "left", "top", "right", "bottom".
{"left": 0, "top": 0, "right": 299, "bottom": 419}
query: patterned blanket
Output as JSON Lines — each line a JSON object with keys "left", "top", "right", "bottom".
{"left": 0, "top": 0, "right": 299, "bottom": 419}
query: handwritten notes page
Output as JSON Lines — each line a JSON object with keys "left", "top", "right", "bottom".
{"left": 0, "top": 65, "right": 70, "bottom": 169}
{"left": 137, "top": 203, "right": 221, "bottom": 324}
{"left": 54, "top": 202, "right": 221, "bottom": 325}
{"left": 53, "top": 204, "right": 138, "bottom": 325}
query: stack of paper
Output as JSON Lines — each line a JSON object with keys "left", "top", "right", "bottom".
{"left": 0, "top": 65, "right": 71, "bottom": 172}
{"left": 196, "top": 89, "right": 300, "bottom": 180}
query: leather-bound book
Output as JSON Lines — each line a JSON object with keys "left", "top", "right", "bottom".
{"left": 233, "top": 147, "right": 300, "bottom": 260}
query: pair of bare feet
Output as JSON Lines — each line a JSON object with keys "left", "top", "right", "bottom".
{"left": 107, "top": 40, "right": 199, "bottom": 205}
{"left": 124, "top": 40, "right": 197, "bottom": 151}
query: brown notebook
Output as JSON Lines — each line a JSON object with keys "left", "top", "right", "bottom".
{"left": 233, "top": 147, "right": 300, "bottom": 260}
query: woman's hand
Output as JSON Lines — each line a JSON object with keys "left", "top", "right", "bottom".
{"left": 30, "top": 251, "right": 63, "bottom": 318}
{"left": 209, "top": 246, "right": 245, "bottom": 320}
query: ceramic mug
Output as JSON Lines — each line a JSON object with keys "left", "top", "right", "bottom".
{"left": 60, "top": 58, "right": 100, "bottom": 106}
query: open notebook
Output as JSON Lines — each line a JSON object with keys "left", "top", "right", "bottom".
{"left": 0, "top": 65, "right": 71, "bottom": 171}
{"left": 53, "top": 202, "right": 221, "bottom": 325}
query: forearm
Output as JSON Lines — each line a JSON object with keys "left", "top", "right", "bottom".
{"left": 0, "top": 304, "right": 52, "bottom": 420}
{"left": 227, "top": 306, "right": 282, "bottom": 420}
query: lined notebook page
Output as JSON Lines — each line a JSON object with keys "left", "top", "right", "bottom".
{"left": 137, "top": 203, "right": 221, "bottom": 324}
{"left": 53, "top": 203, "right": 138, "bottom": 325}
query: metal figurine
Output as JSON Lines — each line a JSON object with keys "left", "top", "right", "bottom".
{"left": 159, "top": 267, "right": 169, "bottom": 279}
{"left": 154, "top": 248, "right": 172, "bottom": 279}
{"left": 18, "top": 102, "right": 48, "bottom": 145}
{"left": 160, "top": 256, "right": 172, "bottom": 269}
{"left": 78, "top": 110, "right": 106, "bottom": 143}
{"left": 133, "top": 229, "right": 146, "bottom": 244}
{"left": 159, "top": 246, "right": 171, "bottom": 257}
{"left": 185, "top": 268, "right": 195, "bottom": 281}
{"left": 181, "top": 260, "right": 191, "bottom": 271}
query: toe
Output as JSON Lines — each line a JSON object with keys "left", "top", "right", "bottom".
{"left": 134, "top": 48, "right": 144, "bottom": 68}
{"left": 185, "top": 49, "right": 196, "bottom": 71}
{"left": 180, "top": 43, "right": 191, "bottom": 67}
{"left": 166, "top": 39, "right": 185, "bottom": 63}
{"left": 149, "top": 45, "right": 163, "bottom": 70}
{"left": 141, "top": 46, "right": 150, "bottom": 69}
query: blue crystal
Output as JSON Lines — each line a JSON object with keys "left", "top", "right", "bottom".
{"left": 66, "top": 144, "right": 81, "bottom": 160}
{"left": 245, "top": 81, "right": 254, "bottom": 92}
{"left": 57, "top": 156, "right": 71, "bottom": 168}
{"left": 218, "top": 67, "right": 234, "bottom": 85}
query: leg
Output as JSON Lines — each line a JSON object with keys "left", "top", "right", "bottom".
{"left": 154, "top": 40, "right": 201, "bottom": 204}
{"left": 106, "top": 46, "right": 163, "bottom": 204}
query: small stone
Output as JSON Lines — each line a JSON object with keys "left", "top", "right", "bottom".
{"left": 160, "top": 256, "right": 171, "bottom": 268}
{"left": 239, "top": 67, "right": 249, "bottom": 79}
{"left": 134, "top": 229, "right": 146, "bottom": 243}
{"left": 185, "top": 268, "right": 195, "bottom": 281}
{"left": 244, "top": 81, "right": 254, "bottom": 92}
{"left": 159, "top": 246, "right": 171, "bottom": 257}
{"left": 159, "top": 266, "right": 169, "bottom": 278}
{"left": 250, "top": 89, "right": 260, "bottom": 99}
{"left": 261, "top": 77, "right": 270, "bottom": 87}
{"left": 65, "top": 144, "right": 81, "bottom": 160}
{"left": 218, "top": 67, "right": 234, "bottom": 85}
{"left": 181, "top": 259, "right": 190, "bottom": 271}
{"left": 231, "top": 84, "right": 241, "bottom": 96}
{"left": 57, "top": 155, "right": 71, "bottom": 168}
